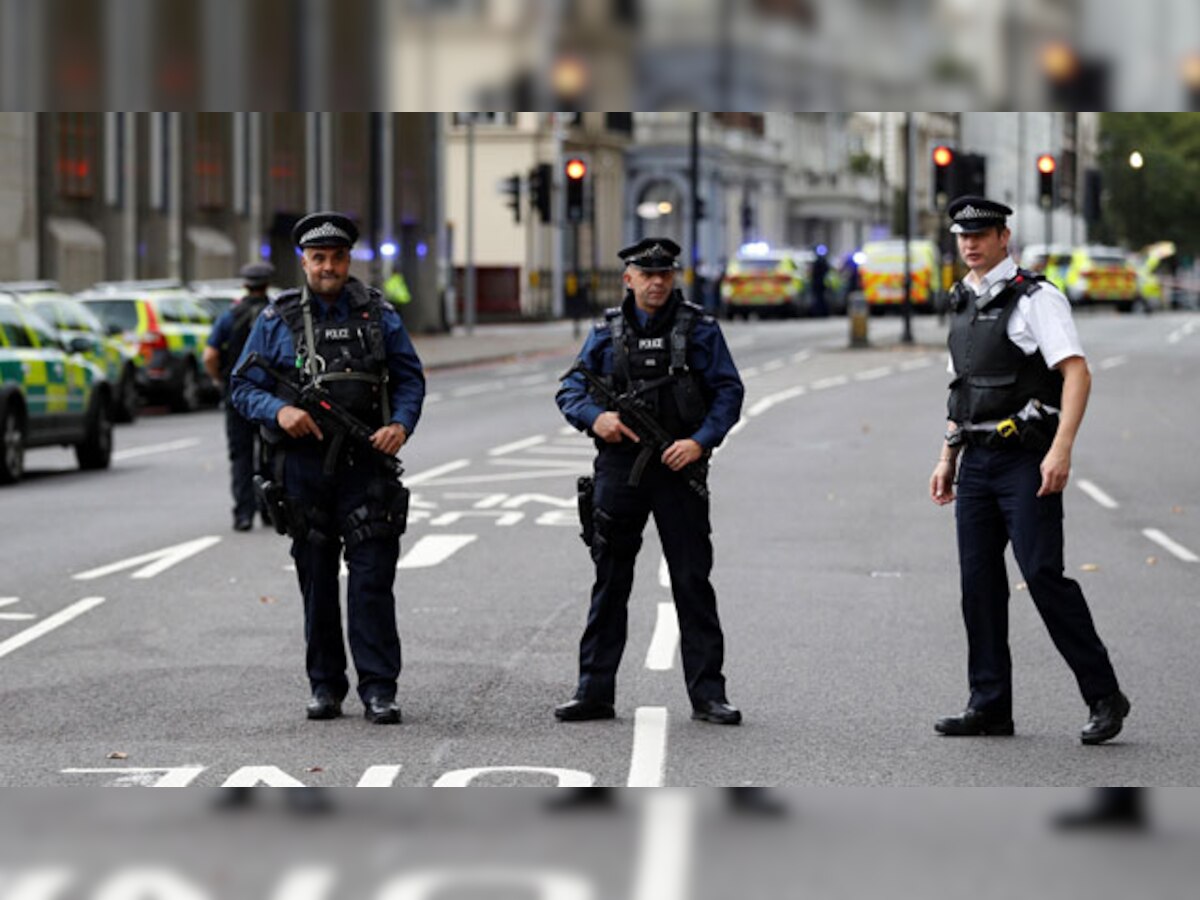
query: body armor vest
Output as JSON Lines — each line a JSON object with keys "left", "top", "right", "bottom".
{"left": 275, "top": 278, "right": 390, "bottom": 427}
{"left": 219, "top": 293, "right": 270, "bottom": 382}
{"left": 947, "top": 268, "right": 1063, "bottom": 424}
{"left": 607, "top": 291, "right": 708, "bottom": 440}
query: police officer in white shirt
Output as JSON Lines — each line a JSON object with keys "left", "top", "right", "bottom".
{"left": 930, "top": 196, "right": 1130, "bottom": 745}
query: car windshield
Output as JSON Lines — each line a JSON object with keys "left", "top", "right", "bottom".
{"left": 1088, "top": 253, "right": 1127, "bottom": 266}
{"left": 84, "top": 299, "right": 139, "bottom": 332}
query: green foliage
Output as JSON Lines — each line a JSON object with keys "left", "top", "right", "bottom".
{"left": 1097, "top": 113, "right": 1200, "bottom": 255}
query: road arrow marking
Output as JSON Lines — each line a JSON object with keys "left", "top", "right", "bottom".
{"left": 0, "top": 597, "right": 106, "bottom": 661}
{"left": 72, "top": 536, "right": 222, "bottom": 581}
{"left": 397, "top": 534, "right": 478, "bottom": 569}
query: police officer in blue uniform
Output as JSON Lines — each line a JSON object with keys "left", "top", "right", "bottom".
{"left": 555, "top": 237, "right": 745, "bottom": 726}
{"left": 930, "top": 196, "right": 1129, "bottom": 744}
{"left": 231, "top": 212, "right": 425, "bottom": 725}
{"left": 204, "top": 261, "right": 275, "bottom": 531}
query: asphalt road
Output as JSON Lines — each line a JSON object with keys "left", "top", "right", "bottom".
{"left": 1, "top": 310, "right": 1197, "bottom": 787}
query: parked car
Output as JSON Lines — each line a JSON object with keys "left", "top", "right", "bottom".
{"left": 0, "top": 292, "right": 114, "bottom": 484}
{"left": 1, "top": 281, "right": 141, "bottom": 423}
{"left": 1061, "top": 246, "right": 1141, "bottom": 312}
{"left": 75, "top": 280, "right": 217, "bottom": 412}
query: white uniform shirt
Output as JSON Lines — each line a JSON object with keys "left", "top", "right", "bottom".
{"left": 947, "top": 255, "right": 1086, "bottom": 376}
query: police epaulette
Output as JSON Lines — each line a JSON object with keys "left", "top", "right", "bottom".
{"left": 1010, "top": 268, "right": 1048, "bottom": 297}
{"left": 602, "top": 306, "right": 622, "bottom": 321}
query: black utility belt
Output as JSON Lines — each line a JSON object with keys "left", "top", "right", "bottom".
{"left": 960, "top": 415, "right": 1056, "bottom": 452}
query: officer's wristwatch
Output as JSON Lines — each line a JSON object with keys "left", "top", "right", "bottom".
{"left": 944, "top": 428, "right": 964, "bottom": 448}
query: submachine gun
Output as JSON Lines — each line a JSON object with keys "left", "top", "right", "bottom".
{"left": 564, "top": 361, "right": 709, "bottom": 500}
{"left": 235, "top": 352, "right": 408, "bottom": 539}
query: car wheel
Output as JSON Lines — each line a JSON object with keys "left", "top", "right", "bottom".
{"left": 0, "top": 402, "right": 26, "bottom": 485}
{"left": 76, "top": 392, "right": 113, "bottom": 470}
{"left": 114, "top": 365, "right": 140, "bottom": 423}
{"left": 172, "top": 363, "right": 200, "bottom": 413}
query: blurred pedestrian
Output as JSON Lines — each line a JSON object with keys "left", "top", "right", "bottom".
{"left": 231, "top": 212, "right": 425, "bottom": 725}
{"left": 203, "top": 261, "right": 275, "bottom": 531}
{"left": 555, "top": 238, "right": 745, "bottom": 726}
{"left": 930, "top": 196, "right": 1129, "bottom": 744}
{"left": 809, "top": 246, "right": 830, "bottom": 317}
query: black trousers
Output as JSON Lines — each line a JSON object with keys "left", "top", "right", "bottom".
{"left": 224, "top": 402, "right": 260, "bottom": 522}
{"left": 955, "top": 446, "right": 1120, "bottom": 716}
{"left": 285, "top": 452, "right": 402, "bottom": 704}
{"left": 576, "top": 449, "right": 728, "bottom": 706}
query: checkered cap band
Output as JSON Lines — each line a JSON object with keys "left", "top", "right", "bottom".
{"left": 299, "top": 222, "right": 352, "bottom": 245}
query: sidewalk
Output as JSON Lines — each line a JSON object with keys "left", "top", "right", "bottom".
{"left": 410, "top": 320, "right": 587, "bottom": 370}
{"left": 409, "top": 314, "right": 949, "bottom": 371}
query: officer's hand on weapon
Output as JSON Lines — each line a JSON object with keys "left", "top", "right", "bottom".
{"left": 1037, "top": 445, "right": 1071, "bottom": 497}
{"left": 592, "top": 411, "right": 640, "bottom": 444}
{"left": 370, "top": 423, "right": 408, "bottom": 456}
{"left": 277, "top": 405, "right": 324, "bottom": 440}
{"left": 662, "top": 439, "right": 702, "bottom": 472}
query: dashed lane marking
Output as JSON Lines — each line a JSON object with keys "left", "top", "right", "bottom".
{"left": 404, "top": 459, "right": 471, "bottom": 486}
{"left": 645, "top": 603, "right": 679, "bottom": 672}
{"left": 810, "top": 374, "right": 849, "bottom": 390}
{"left": 898, "top": 357, "right": 934, "bottom": 371}
{"left": 0, "top": 597, "right": 35, "bottom": 621}
{"left": 1077, "top": 479, "right": 1120, "bottom": 510}
{"left": 1097, "top": 355, "right": 1127, "bottom": 371}
{"left": 397, "top": 535, "right": 478, "bottom": 569}
{"left": 488, "top": 435, "right": 548, "bottom": 456}
{"left": 627, "top": 707, "right": 669, "bottom": 787}
{"left": 1142, "top": 528, "right": 1199, "bottom": 563}
{"left": 111, "top": 438, "right": 201, "bottom": 461}
{"left": 747, "top": 385, "right": 806, "bottom": 417}
{"left": 854, "top": 366, "right": 893, "bottom": 381}
{"left": 0, "top": 597, "right": 106, "bottom": 661}
{"left": 632, "top": 790, "right": 694, "bottom": 900}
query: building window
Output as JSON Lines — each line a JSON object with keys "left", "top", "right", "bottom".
{"left": 268, "top": 113, "right": 304, "bottom": 213}
{"left": 194, "top": 113, "right": 229, "bottom": 211}
{"left": 605, "top": 112, "right": 633, "bottom": 133}
{"left": 55, "top": 113, "right": 99, "bottom": 200}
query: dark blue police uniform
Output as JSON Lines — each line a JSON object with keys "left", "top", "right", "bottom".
{"left": 230, "top": 212, "right": 425, "bottom": 724}
{"left": 555, "top": 237, "right": 745, "bottom": 724}
{"left": 208, "top": 264, "right": 273, "bottom": 530}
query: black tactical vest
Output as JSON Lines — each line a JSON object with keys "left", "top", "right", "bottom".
{"left": 219, "top": 293, "right": 270, "bottom": 383}
{"left": 607, "top": 291, "right": 708, "bottom": 440}
{"left": 275, "top": 278, "right": 390, "bottom": 427}
{"left": 947, "top": 268, "right": 1063, "bottom": 425}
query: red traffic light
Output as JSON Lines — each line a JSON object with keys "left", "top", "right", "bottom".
{"left": 565, "top": 158, "right": 587, "bottom": 180}
{"left": 932, "top": 145, "right": 954, "bottom": 168}
{"left": 1037, "top": 154, "right": 1057, "bottom": 175}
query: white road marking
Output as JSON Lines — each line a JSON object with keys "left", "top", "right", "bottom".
{"left": 72, "top": 536, "right": 221, "bottom": 581}
{"left": 397, "top": 535, "right": 477, "bottom": 569}
{"left": 452, "top": 383, "right": 504, "bottom": 398}
{"left": 1097, "top": 355, "right": 1127, "bottom": 371}
{"left": 222, "top": 766, "right": 307, "bottom": 787}
{"left": 0, "top": 597, "right": 18, "bottom": 605}
{"left": 488, "top": 435, "right": 548, "bottom": 456}
{"left": 0, "top": 597, "right": 106, "bottom": 661}
{"left": 762, "top": 359, "right": 785, "bottom": 372}
{"left": 658, "top": 557, "right": 671, "bottom": 588}
{"left": 740, "top": 366, "right": 762, "bottom": 378}
{"left": 645, "top": 603, "right": 679, "bottom": 672}
{"left": 1142, "top": 528, "right": 1199, "bottom": 563}
{"left": 627, "top": 707, "right": 669, "bottom": 787}
{"left": 559, "top": 426, "right": 577, "bottom": 436}
{"left": 514, "top": 374, "right": 551, "bottom": 386}
{"left": 61, "top": 766, "right": 205, "bottom": 787}
{"left": 270, "top": 868, "right": 338, "bottom": 900}
{"left": 854, "top": 366, "right": 893, "bottom": 381}
{"left": 525, "top": 445, "right": 596, "bottom": 455}
{"left": 357, "top": 765, "right": 404, "bottom": 787}
{"left": 0, "top": 597, "right": 33, "bottom": 620}
{"left": 404, "top": 459, "right": 470, "bottom": 486}
{"left": 747, "top": 385, "right": 807, "bottom": 417}
{"left": 631, "top": 790, "right": 694, "bottom": 900}
{"left": 424, "top": 392, "right": 444, "bottom": 404}
{"left": 791, "top": 350, "right": 813, "bottom": 363}
{"left": 899, "top": 356, "right": 934, "bottom": 371}
{"left": 1077, "top": 479, "right": 1120, "bottom": 509}
{"left": 500, "top": 493, "right": 576, "bottom": 509}
{"left": 1166, "top": 320, "right": 1197, "bottom": 344}
{"left": 430, "top": 511, "right": 523, "bottom": 527}
{"left": 424, "top": 468, "right": 589, "bottom": 486}
{"left": 810, "top": 375, "right": 849, "bottom": 390}
{"left": 0, "top": 869, "right": 74, "bottom": 899}
{"left": 111, "top": 438, "right": 201, "bottom": 461}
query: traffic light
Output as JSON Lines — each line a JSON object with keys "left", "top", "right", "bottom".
{"left": 565, "top": 157, "right": 587, "bottom": 223}
{"left": 932, "top": 145, "right": 954, "bottom": 209}
{"left": 502, "top": 173, "right": 521, "bottom": 224}
{"left": 1037, "top": 154, "right": 1056, "bottom": 208}
{"left": 529, "top": 162, "right": 552, "bottom": 224}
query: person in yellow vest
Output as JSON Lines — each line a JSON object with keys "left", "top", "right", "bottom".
{"left": 384, "top": 270, "right": 411, "bottom": 308}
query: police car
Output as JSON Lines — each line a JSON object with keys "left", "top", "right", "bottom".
{"left": 190, "top": 278, "right": 282, "bottom": 319}
{"left": 1, "top": 281, "right": 141, "bottom": 423}
{"left": 0, "top": 292, "right": 114, "bottom": 485}
{"left": 720, "top": 245, "right": 810, "bottom": 319}
{"left": 75, "top": 280, "right": 217, "bottom": 412}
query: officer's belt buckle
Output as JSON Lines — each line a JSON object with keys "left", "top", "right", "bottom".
{"left": 995, "top": 418, "right": 1018, "bottom": 439}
